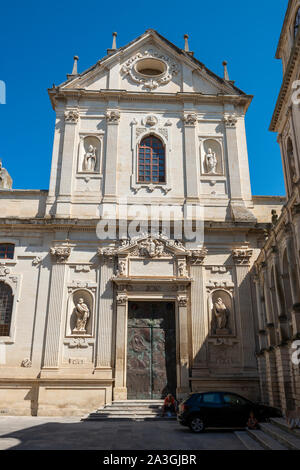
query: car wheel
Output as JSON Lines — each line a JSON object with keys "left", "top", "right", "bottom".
{"left": 189, "top": 417, "right": 205, "bottom": 433}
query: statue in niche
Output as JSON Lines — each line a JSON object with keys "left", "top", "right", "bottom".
{"left": 205, "top": 148, "right": 218, "bottom": 174}
{"left": 73, "top": 298, "right": 90, "bottom": 333}
{"left": 178, "top": 262, "right": 187, "bottom": 277}
{"left": 117, "top": 260, "right": 127, "bottom": 276}
{"left": 83, "top": 145, "right": 97, "bottom": 172}
{"left": 213, "top": 297, "right": 229, "bottom": 333}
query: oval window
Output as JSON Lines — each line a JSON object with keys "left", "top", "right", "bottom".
{"left": 135, "top": 58, "right": 166, "bottom": 77}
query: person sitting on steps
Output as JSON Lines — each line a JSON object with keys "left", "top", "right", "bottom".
{"left": 162, "top": 393, "right": 177, "bottom": 417}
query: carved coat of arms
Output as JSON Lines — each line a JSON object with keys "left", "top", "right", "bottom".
{"left": 139, "top": 237, "right": 165, "bottom": 258}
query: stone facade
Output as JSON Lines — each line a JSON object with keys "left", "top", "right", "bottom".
{"left": 0, "top": 30, "right": 284, "bottom": 415}
{"left": 254, "top": 0, "right": 300, "bottom": 415}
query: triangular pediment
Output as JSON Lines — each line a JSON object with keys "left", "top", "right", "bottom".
{"left": 98, "top": 234, "right": 207, "bottom": 261}
{"left": 58, "top": 30, "right": 245, "bottom": 96}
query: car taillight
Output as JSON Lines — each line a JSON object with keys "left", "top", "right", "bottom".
{"left": 180, "top": 404, "right": 189, "bottom": 412}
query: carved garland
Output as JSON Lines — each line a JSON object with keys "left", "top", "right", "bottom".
{"left": 121, "top": 50, "right": 179, "bottom": 91}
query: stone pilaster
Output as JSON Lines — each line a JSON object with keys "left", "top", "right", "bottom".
{"left": 265, "top": 349, "right": 281, "bottom": 408}
{"left": 113, "top": 292, "right": 128, "bottom": 400}
{"left": 95, "top": 254, "right": 114, "bottom": 370}
{"left": 42, "top": 246, "right": 70, "bottom": 369}
{"left": 232, "top": 248, "right": 256, "bottom": 369}
{"left": 224, "top": 115, "right": 243, "bottom": 201}
{"left": 291, "top": 103, "right": 300, "bottom": 162}
{"left": 182, "top": 113, "right": 199, "bottom": 200}
{"left": 103, "top": 109, "right": 120, "bottom": 200}
{"left": 275, "top": 345, "right": 295, "bottom": 412}
{"left": 257, "top": 353, "right": 268, "bottom": 404}
{"left": 190, "top": 253, "right": 207, "bottom": 369}
{"left": 177, "top": 292, "right": 190, "bottom": 396}
{"left": 286, "top": 233, "right": 300, "bottom": 304}
{"left": 56, "top": 109, "right": 79, "bottom": 216}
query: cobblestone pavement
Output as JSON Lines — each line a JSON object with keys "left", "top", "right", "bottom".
{"left": 0, "top": 416, "right": 246, "bottom": 450}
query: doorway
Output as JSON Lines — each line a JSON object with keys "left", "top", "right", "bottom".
{"left": 127, "top": 301, "right": 176, "bottom": 399}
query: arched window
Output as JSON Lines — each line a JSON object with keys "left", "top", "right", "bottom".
{"left": 0, "top": 282, "right": 13, "bottom": 336}
{"left": 295, "top": 8, "right": 300, "bottom": 38}
{"left": 138, "top": 136, "right": 165, "bottom": 183}
{"left": 0, "top": 243, "right": 14, "bottom": 260}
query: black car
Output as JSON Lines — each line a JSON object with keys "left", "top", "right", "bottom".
{"left": 177, "top": 391, "right": 282, "bottom": 433}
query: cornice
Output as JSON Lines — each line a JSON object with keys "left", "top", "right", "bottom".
{"left": 270, "top": 27, "right": 300, "bottom": 132}
{"left": 48, "top": 88, "right": 253, "bottom": 112}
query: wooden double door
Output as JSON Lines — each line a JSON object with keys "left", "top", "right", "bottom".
{"left": 127, "top": 301, "right": 177, "bottom": 399}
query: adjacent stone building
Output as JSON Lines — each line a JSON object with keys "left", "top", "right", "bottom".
{"left": 254, "top": 0, "right": 300, "bottom": 414}
{"left": 0, "top": 29, "right": 284, "bottom": 415}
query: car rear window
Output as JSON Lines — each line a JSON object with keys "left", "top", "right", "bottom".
{"left": 202, "top": 393, "right": 222, "bottom": 404}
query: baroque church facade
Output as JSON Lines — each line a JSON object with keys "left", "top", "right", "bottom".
{"left": 0, "top": 28, "right": 286, "bottom": 416}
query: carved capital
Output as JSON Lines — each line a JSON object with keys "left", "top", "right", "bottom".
{"left": 187, "top": 248, "right": 207, "bottom": 265}
{"left": 64, "top": 109, "right": 79, "bottom": 123}
{"left": 97, "top": 247, "right": 117, "bottom": 265}
{"left": 224, "top": 115, "right": 237, "bottom": 128}
{"left": 177, "top": 295, "right": 188, "bottom": 307}
{"left": 106, "top": 110, "right": 120, "bottom": 123}
{"left": 182, "top": 113, "right": 197, "bottom": 126}
{"left": 292, "top": 203, "right": 300, "bottom": 217}
{"left": 117, "top": 294, "right": 127, "bottom": 305}
{"left": 50, "top": 246, "right": 71, "bottom": 263}
{"left": 232, "top": 248, "right": 253, "bottom": 265}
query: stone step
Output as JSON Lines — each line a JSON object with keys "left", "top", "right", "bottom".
{"left": 234, "top": 431, "right": 265, "bottom": 450}
{"left": 112, "top": 401, "right": 163, "bottom": 406}
{"left": 260, "top": 423, "right": 300, "bottom": 450}
{"left": 94, "top": 408, "right": 161, "bottom": 416}
{"left": 84, "top": 414, "right": 176, "bottom": 421}
{"left": 247, "top": 429, "right": 288, "bottom": 450}
{"left": 270, "top": 417, "right": 300, "bottom": 438}
{"left": 100, "top": 405, "right": 162, "bottom": 410}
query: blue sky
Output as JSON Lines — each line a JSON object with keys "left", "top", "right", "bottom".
{"left": 0, "top": 0, "right": 287, "bottom": 195}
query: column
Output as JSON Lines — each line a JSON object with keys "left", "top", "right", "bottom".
{"left": 182, "top": 113, "right": 199, "bottom": 201}
{"left": 42, "top": 246, "right": 70, "bottom": 370}
{"left": 232, "top": 248, "right": 256, "bottom": 369}
{"left": 95, "top": 254, "right": 114, "bottom": 372}
{"left": 56, "top": 109, "right": 79, "bottom": 216}
{"left": 113, "top": 292, "right": 128, "bottom": 400}
{"left": 177, "top": 292, "right": 190, "bottom": 397}
{"left": 103, "top": 109, "right": 120, "bottom": 200}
